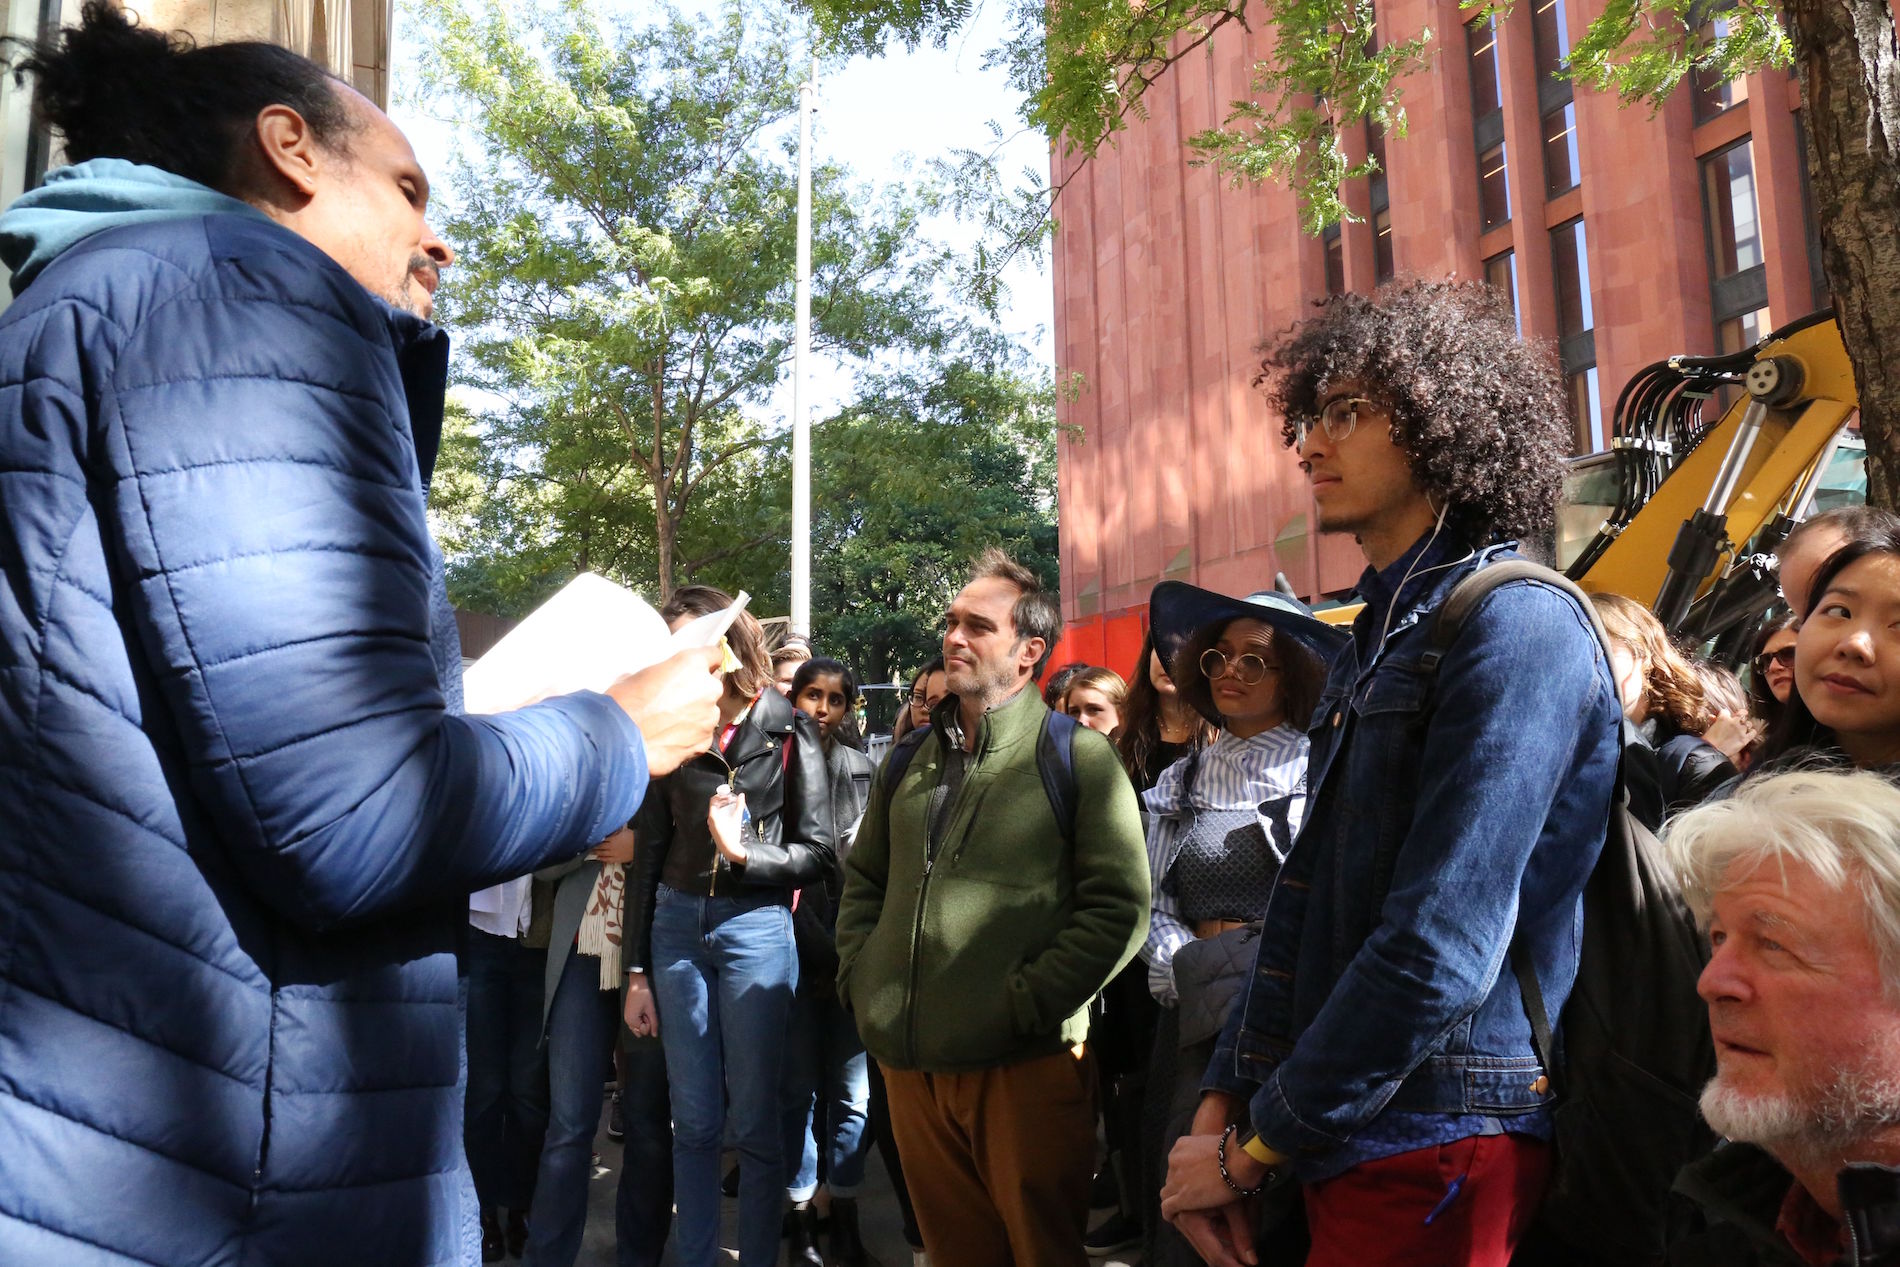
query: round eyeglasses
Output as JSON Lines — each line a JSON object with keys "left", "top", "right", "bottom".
{"left": 1293, "top": 395, "right": 1378, "bottom": 448}
{"left": 1199, "top": 648, "right": 1281, "bottom": 685}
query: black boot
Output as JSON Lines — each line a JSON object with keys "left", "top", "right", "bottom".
{"left": 478, "top": 1208, "right": 504, "bottom": 1263}
{"left": 829, "top": 1196, "right": 866, "bottom": 1267}
{"left": 786, "top": 1202, "right": 824, "bottom": 1266}
{"left": 504, "top": 1208, "right": 529, "bottom": 1258}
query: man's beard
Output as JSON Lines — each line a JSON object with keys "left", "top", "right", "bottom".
{"left": 1700, "top": 1057, "right": 1900, "bottom": 1172}
{"left": 945, "top": 651, "right": 1022, "bottom": 713}
{"left": 390, "top": 254, "right": 437, "bottom": 317}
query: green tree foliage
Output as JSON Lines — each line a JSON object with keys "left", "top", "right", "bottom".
{"left": 808, "top": 353, "right": 1060, "bottom": 687}
{"left": 411, "top": 0, "right": 1060, "bottom": 681}
{"left": 411, "top": 0, "right": 949, "bottom": 605}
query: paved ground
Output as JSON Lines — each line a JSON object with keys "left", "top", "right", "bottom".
{"left": 515, "top": 1096, "right": 1146, "bottom": 1265}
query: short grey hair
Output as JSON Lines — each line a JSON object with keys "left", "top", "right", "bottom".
{"left": 1664, "top": 769, "right": 1900, "bottom": 990}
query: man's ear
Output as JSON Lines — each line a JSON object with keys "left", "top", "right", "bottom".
{"left": 1020, "top": 636, "right": 1047, "bottom": 678}
{"left": 251, "top": 104, "right": 324, "bottom": 200}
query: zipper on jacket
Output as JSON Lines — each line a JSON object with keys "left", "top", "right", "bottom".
{"left": 706, "top": 748, "right": 735, "bottom": 896}
{"left": 905, "top": 720, "right": 981, "bottom": 1065}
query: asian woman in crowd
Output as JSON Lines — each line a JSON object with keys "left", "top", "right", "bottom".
{"left": 1752, "top": 514, "right": 1900, "bottom": 776}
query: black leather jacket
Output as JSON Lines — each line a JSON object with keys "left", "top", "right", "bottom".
{"left": 625, "top": 687, "right": 836, "bottom": 970}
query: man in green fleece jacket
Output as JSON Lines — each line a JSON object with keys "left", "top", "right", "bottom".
{"left": 836, "top": 548, "right": 1150, "bottom": 1267}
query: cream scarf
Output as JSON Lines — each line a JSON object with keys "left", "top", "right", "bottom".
{"left": 577, "top": 863, "right": 625, "bottom": 990}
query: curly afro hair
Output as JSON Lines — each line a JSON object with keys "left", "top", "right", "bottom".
{"left": 1257, "top": 279, "right": 1571, "bottom": 544}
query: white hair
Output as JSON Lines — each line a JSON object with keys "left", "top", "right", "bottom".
{"left": 1663, "top": 768, "right": 1900, "bottom": 991}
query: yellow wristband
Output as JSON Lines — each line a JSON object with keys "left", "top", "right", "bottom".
{"left": 1238, "top": 1130, "right": 1277, "bottom": 1165}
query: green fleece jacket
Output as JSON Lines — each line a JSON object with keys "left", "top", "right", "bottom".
{"left": 835, "top": 684, "right": 1150, "bottom": 1072}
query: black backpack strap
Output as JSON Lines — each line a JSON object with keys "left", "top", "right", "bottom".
{"left": 1510, "top": 937, "right": 1563, "bottom": 1097}
{"left": 881, "top": 724, "right": 932, "bottom": 798}
{"left": 1037, "top": 709, "right": 1080, "bottom": 844}
{"left": 1426, "top": 557, "right": 1617, "bottom": 1097}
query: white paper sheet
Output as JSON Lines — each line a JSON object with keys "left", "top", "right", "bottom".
{"left": 462, "top": 574, "right": 748, "bottom": 924}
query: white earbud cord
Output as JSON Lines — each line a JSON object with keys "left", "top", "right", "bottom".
{"left": 1373, "top": 498, "right": 1477, "bottom": 660}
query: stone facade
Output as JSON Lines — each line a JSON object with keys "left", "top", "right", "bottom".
{"left": 1047, "top": 0, "right": 1822, "bottom": 667}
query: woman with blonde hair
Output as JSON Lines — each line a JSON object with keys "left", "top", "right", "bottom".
{"left": 622, "top": 587, "right": 836, "bottom": 1267}
{"left": 1591, "top": 593, "right": 1737, "bottom": 826}
{"left": 1063, "top": 665, "right": 1128, "bottom": 736}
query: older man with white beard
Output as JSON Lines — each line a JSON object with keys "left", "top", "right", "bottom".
{"left": 1662, "top": 769, "right": 1900, "bottom": 1267}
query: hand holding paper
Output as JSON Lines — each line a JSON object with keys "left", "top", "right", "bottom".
{"left": 461, "top": 573, "right": 746, "bottom": 777}
{"left": 607, "top": 649, "right": 725, "bottom": 776}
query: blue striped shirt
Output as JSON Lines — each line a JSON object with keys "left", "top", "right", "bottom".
{"left": 1140, "top": 724, "right": 1309, "bottom": 1005}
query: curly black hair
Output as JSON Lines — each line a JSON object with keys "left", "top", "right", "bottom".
{"left": 1257, "top": 279, "right": 1572, "bottom": 544}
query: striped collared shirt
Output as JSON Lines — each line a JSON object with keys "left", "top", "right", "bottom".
{"left": 1139, "top": 723, "right": 1309, "bottom": 1005}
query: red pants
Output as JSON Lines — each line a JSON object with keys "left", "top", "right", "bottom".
{"left": 1302, "top": 1133, "right": 1552, "bottom": 1267}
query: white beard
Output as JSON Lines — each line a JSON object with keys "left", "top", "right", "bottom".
{"left": 1701, "top": 1060, "right": 1900, "bottom": 1171}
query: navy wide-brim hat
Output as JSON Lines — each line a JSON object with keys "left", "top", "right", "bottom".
{"left": 1148, "top": 581, "right": 1351, "bottom": 725}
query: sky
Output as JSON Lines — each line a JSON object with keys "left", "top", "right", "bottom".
{"left": 386, "top": 0, "right": 1058, "bottom": 421}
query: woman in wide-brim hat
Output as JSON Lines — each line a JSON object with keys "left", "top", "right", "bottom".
{"left": 1134, "top": 583, "right": 1345, "bottom": 1266}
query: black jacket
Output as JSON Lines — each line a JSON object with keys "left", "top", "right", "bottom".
{"left": 1627, "top": 717, "right": 1738, "bottom": 831}
{"left": 626, "top": 687, "right": 836, "bottom": 969}
{"left": 1666, "top": 1142, "right": 1900, "bottom": 1266}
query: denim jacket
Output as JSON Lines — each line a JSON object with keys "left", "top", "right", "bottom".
{"left": 1204, "top": 534, "right": 1621, "bottom": 1172}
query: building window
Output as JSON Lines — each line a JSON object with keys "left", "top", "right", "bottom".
{"left": 1366, "top": 121, "right": 1393, "bottom": 283}
{"left": 1484, "top": 250, "right": 1520, "bottom": 335}
{"left": 1567, "top": 367, "right": 1604, "bottom": 452}
{"left": 1323, "top": 222, "right": 1345, "bottom": 296}
{"left": 1692, "top": 13, "right": 1752, "bottom": 123}
{"left": 1718, "top": 307, "right": 1771, "bottom": 354}
{"left": 1542, "top": 102, "right": 1580, "bottom": 196}
{"left": 1552, "top": 218, "right": 1594, "bottom": 338}
{"left": 1552, "top": 218, "right": 1600, "bottom": 452}
{"left": 1468, "top": 15, "right": 1503, "bottom": 115}
{"left": 1702, "top": 139, "right": 1762, "bottom": 277}
{"left": 1532, "top": 0, "right": 1570, "bottom": 81}
{"left": 1479, "top": 143, "right": 1511, "bottom": 231}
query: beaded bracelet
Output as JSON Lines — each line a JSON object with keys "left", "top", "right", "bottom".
{"left": 1216, "top": 1123, "right": 1267, "bottom": 1198}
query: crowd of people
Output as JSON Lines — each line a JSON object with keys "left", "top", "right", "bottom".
{"left": 3, "top": 8, "right": 1900, "bottom": 1267}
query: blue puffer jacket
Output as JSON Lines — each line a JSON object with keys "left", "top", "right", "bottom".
{"left": 0, "top": 162, "right": 651, "bottom": 1266}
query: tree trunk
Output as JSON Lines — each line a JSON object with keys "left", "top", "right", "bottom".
{"left": 1786, "top": 0, "right": 1900, "bottom": 509}
{"left": 655, "top": 500, "right": 676, "bottom": 604}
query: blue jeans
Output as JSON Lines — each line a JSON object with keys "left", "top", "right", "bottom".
{"left": 781, "top": 982, "right": 870, "bottom": 1200}
{"left": 465, "top": 929, "right": 550, "bottom": 1211}
{"left": 650, "top": 884, "right": 798, "bottom": 1267}
{"left": 522, "top": 948, "right": 619, "bottom": 1267}
{"left": 614, "top": 1035, "right": 674, "bottom": 1267}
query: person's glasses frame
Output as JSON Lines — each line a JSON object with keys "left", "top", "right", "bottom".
{"left": 1199, "top": 647, "right": 1282, "bottom": 686}
{"left": 1293, "top": 395, "right": 1379, "bottom": 448}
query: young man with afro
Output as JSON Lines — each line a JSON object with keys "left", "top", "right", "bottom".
{"left": 1159, "top": 280, "right": 1623, "bottom": 1265}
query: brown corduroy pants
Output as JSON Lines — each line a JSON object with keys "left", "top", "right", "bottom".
{"left": 880, "top": 1047, "right": 1098, "bottom": 1267}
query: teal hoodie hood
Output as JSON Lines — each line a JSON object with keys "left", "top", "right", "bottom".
{"left": 0, "top": 157, "right": 270, "bottom": 295}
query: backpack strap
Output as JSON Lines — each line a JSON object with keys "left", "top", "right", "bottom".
{"left": 881, "top": 724, "right": 933, "bottom": 798}
{"left": 1037, "top": 709, "right": 1080, "bottom": 845}
{"left": 885, "top": 711, "right": 1081, "bottom": 843}
{"left": 1423, "top": 557, "right": 1617, "bottom": 1097}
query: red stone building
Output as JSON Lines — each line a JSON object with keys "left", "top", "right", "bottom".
{"left": 1045, "top": 0, "right": 1825, "bottom": 672}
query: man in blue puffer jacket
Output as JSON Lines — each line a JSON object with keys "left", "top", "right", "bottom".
{"left": 0, "top": 8, "right": 723, "bottom": 1265}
